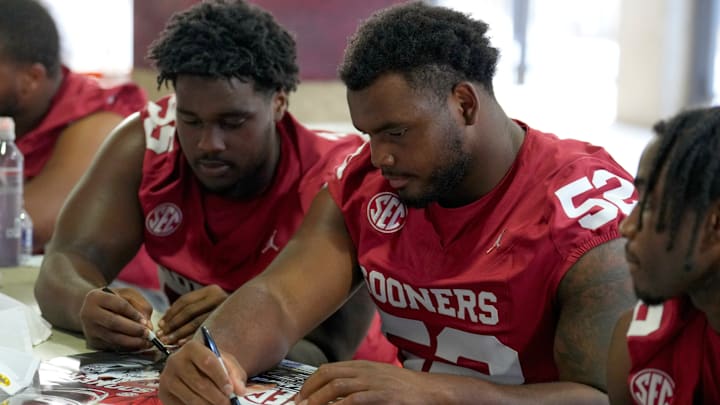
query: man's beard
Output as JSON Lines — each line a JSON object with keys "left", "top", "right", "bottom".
{"left": 400, "top": 129, "right": 471, "bottom": 209}
{"left": 634, "top": 287, "right": 666, "bottom": 306}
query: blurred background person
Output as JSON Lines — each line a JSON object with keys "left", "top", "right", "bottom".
{"left": 0, "top": 0, "right": 146, "bottom": 251}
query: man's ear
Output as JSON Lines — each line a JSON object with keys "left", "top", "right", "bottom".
{"left": 699, "top": 201, "right": 720, "bottom": 257}
{"left": 19, "top": 63, "right": 47, "bottom": 95}
{"left": 451, "top": 82, "right": 480, "bottom": 126}
{"left": 272, "top": 90, "right": 288, "bottom": 122}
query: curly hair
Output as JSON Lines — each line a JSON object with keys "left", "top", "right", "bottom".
{"left": 339, "top": 2, "right": 499, "bottom": 98}
{"left": 147, "top": 0, "right": 299, "bottom": 94}
{"left": 637, "top": 106, "right": 720, "bottom": 267}
{"left": 0, "top": 0, "right": 60, "bottom": 78}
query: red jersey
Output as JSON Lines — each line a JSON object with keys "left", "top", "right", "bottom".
{"left": 16, "top": 66, "right": 146, "bottom": 180}
{"left": 626, "top": 298, "right": 720, "bottom": 405}
{"left": 328, "top": 122, "right": 637, "bottom": 384}
{"left": 136, "top": 95, "right": 397, "bottom": 363}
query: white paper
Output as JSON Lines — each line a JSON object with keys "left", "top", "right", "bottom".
{"left": 0, "top": 347, "right": 40, "bottom": 395}
{"left": 0, "top": 293, "right": 52, "bottom": 347}
{"left": 0, "top": 306, "right": 32, "bottom": 353}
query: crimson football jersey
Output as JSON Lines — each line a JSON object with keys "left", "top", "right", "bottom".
{"left": 626, "top": 298, "right": 720, "bottom": 405}
{"left": 136, "top": 95, "right": 398, "bottom": 363}
{"left": 328, "top": 122, "right": 637, "bottom": 383}
{"left": 17, "top": 66, "right": 146, "bottom": 180}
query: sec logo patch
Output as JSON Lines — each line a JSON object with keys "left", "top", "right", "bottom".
{"left": 146, "top": 203, "right": 183, "bottom": 236}
{"left": 630, "top": 368, "right": 675, "bottom": 405}
{"left": 367, "top": 192, "right": 407, "bottom": 234}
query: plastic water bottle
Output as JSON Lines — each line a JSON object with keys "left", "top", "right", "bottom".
{"left": 0, "top": 117, "right": 23, "bottom": 267}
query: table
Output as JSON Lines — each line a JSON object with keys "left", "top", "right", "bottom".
{"left": 0, "top": 265, "right": 87, "bottom": 360}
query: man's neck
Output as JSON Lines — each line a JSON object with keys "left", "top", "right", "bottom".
{"left": 450, "top": 108, "right": 525, "bottom": 206}
{"left": 689, "top": 270, "right": 720, "bottom": 334}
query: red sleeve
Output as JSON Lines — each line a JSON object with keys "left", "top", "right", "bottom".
{"left": 326, "top": 142, "right": 371, "bottom": 209}
{"left": 543, "top": 153, "right": 637, "bottom": 291}
{"left": 297, "top": 134, "right": 367, "bottom": 213}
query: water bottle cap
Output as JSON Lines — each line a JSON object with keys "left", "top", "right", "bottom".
{"left": 0, "top": 117, "right": 15, "bottom": 141}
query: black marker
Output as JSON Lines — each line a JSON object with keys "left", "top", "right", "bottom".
{"left": 201, "top": 326, "right": 241, "bottom": 405}
{"left": 101, "top": 286, "right": 171, "bottom": 356}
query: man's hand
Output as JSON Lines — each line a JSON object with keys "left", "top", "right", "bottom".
{"left": 80, "top": 287, "right": 153, "bottom": 351}
{"left": 296, "top": 360, "right": 447, "bottom": 405}
{"left": 157, "top": 285, "right": 229, "bottom": 345}
{"left": 159, "top": 340, "right": 248, "bottom": 404}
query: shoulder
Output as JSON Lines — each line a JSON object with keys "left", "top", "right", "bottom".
{"left": 281, "top": 115, "right": 366, "bottom": 167}
{"left": 326, "top": 143, "right": 382, "bottom": 208}
{"left": 140, "top": 95, "right": 176, "bottom": 125}
{"left": 520, "top": 127, "right": 637, "bottom": 258}
{"left": 59, "top": 70, "right": 147, "bottom": 116}
{"left": 137, "top": 95, "right": 179, "bottom": 154}
{"left": 522, "top": 125, "right": 632, "bottom": 187}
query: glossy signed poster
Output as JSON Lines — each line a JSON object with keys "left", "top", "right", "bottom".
{"left": 1, "top": 350, "right": 315, "bottom": 404}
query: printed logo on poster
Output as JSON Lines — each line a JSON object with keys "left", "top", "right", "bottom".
{"left": 146, "top": 203, "right": 183, "bottom": 236}
{"left": 630, "top": 368, "right": 675, "bottom": 405}
{"left": 367, "top": 192, "right": 407, "bottom": 234}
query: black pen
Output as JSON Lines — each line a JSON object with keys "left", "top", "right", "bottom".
{"left": 201, "top": 326, "right": 241, "bottom": 405}
{"left": 101, "top": 286, "right": 171, "bottom": 356}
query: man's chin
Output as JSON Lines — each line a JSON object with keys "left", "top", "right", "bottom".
{"left": 398, "top": 190, "right": 433, "bottom": 209}
{"left": 635, "top": 288, "right": 667, "bottom": 306}
{"left": 199, "top": 180, "right": 236, "bottom": 196}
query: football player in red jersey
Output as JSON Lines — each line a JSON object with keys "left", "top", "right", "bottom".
{"left": 159, "top": 3, "right": 638, "bottom": 404}
{"left": 607, "top": 106, "right": 720, "bottom": 405}
{"left": 0, "top": 0, "right": 146, "bottom": 249}
{"left": 34, "top": 0, "right": 397, "bottom": 367}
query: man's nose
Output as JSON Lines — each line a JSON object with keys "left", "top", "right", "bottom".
{"left": 197, "top": 126, "right": 226, "bottom": 153}
{"left": 370, "top": 140, "right": 395, "bottom": 169}
{"left": 619, "top": 207, "right": 639, "bottom": 239}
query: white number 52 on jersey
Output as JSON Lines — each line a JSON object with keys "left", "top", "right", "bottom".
{"left": 554, "top": 169, "right": 636, "bottom": 230}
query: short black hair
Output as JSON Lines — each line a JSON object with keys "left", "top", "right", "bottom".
{"left": 0, "top": 0, "right": 60, "bottom": 78}
{"left": 638, "top": 106, "right": 720, "bottom": 265}
{"left": 147, "top": 0, "right": 299, "bottom": 94}
{"left": 339, "top": 2, "right": 499, "bottom": 97}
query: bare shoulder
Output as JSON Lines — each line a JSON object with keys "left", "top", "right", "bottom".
{"left": 554, "top": 238, "right": 636, "bottom": 391}
{"left": 80, "top": 112, "right": 146, "bottom": 178}
{"left": 558, "top": 238, "right": 633, "bottom": 299}
{"left": 607, "top": 308, "right": 635, "bottom": 405}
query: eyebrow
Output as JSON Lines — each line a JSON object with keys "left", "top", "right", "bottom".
{"left": 176, "top": 108, "right": 250, "bottom": 118}
{"left": 361, "top": 122, "right": 407, "bottom": 136}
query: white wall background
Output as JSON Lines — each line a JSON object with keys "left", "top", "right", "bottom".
{"left": 40, "top": 0, "right": 134, "bottom": 77}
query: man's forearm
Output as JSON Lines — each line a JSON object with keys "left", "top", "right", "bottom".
{"left": 34, "top": 251, "right": 106, "bottom": 331}
{"left": 204, "top": 282, "right": 298, "bottom": 377}
{"left": 436, "top": 375, "right": 608, "bottom": 405}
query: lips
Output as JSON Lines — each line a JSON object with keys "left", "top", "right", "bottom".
{"left": 384, "top": 175, "right": 409, "bottom": 189}
{"left": 197, "top": 160, "right": 230, "bottom": 177}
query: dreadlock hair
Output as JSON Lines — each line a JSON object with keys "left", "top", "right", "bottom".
{"left": 0, "top": 0, "right": 61, "bottom": 78}
{"left": 339, "top": 2, "right": 499, "bottom": 101}
{"left": 638, "top": 106, "right": 720, "bottom": 270}
{"left": 147, "top": 0, "right": 299, "bottom": 94}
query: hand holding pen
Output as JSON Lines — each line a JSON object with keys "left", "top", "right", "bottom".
{"left": 201, "top": 326, "right": 242, "bottom": 405}
{"left": 99, "top": 287, "right": 171, "bottom": 356}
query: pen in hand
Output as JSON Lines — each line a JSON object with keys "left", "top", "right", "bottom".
{"left": 201, "top": 326, "right": 242, "bottom": 405}
{"left": 101, "top": 286, "right": 171, "bottom": 356}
